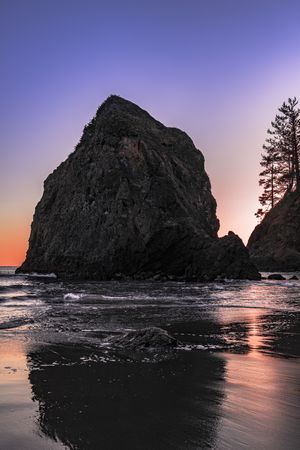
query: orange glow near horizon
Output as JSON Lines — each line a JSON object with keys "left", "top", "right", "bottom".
{"left": 0, "top": 185, "right": 258, "bottom": 267}
{"left": 2, "top": 0, "right": 300, "bottom": 266}
{"left": 0, "top": 221, "right": 30, "bottom": 267}
{"left": 0, "top": 204, "right": 255, "bottom": 266}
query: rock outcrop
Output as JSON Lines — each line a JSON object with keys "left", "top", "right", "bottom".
{"left": 105, "top": 327, "right": 177, "bottom": 350}
{"left": 248, "top": 191, "right": 300, "bottom": 271}
{"left": 17, "top": 95, "right": 259, "bottom": 280}
{"left": 267, "top": 274, "right": 286, "bottom": 280}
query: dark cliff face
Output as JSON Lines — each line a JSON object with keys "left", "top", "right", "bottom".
{"left": 248, "top": 191, "right": 300, "bottom": 271}
{"left": 18, "top": 95, "right": 259, "bottom": 280}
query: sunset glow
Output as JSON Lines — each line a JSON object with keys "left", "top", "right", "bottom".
{"left": 0, "top": 220, "right": 30, "bottom": 267}
{"left": 1, "top": 0, "right": 300, "bottom": 265}
{"left": 1, "top": 4, "right": 300, "bottom": 449}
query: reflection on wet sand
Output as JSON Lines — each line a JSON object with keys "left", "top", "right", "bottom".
{"left": 1, "top": 274, "right": 299, "bottom": 449}
{"left": 215, "top": 308, "right": 300, "bottom": 450}
{"left": 0, "top": 338, "right": 63, "bottom": 450}
{"left": 25, "top": 308, "right": 300, "bottom": 450}
{"left": 216, "top": 352, "right": 300, "bottom": 450}
{"left": 27, "top": 346, "right": 225, "bottom": 450}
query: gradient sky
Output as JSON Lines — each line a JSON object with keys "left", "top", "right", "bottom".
{"left": 1, "top": 0, "right": 300, "bottom": 266}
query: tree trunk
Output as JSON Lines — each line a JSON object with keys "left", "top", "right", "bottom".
{"left": 271, "top": 162, "right": 274, "bottom": 208}
{"left": 291, "top": 117, "right": 300, "bottom": 190}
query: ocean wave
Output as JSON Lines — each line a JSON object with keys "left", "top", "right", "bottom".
{"left": 178, "top": 343, "right": 226, "bottom": 351}
{"left": 100, "top": 295, "right": 130, "bottom": 300}
{"left": 257, "top": 280, "right": 299, "bottom": 288}
{"left": 0, "top": 317, "right": 34, "bottom": 330}
{"left": 0, "top": 284, "right": 28, "bottom": 293}
{"left": 23, "top": 272, "right": 57, "bottom": 279}
{"left": 64, "top": 293, "right": 84, "bottom": 300}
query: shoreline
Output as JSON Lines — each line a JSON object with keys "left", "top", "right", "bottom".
{"left": 0, "top": 269, "right": 299, "bottom": 449}
{"left": 0, "top": 330, "right": 299, "bottom": 450}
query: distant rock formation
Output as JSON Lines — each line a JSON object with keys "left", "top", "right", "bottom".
{"left": 248, "top": 191, "right": 300, "bottom": 271}
{"left": 17, "top": 95, "right": 259, "bottom": 280}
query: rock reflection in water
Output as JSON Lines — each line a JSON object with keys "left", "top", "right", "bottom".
{"left": 28, "top": 345, "right": 225, "bottom": 450}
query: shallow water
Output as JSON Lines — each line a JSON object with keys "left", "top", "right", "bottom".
{"left": 0, "top": 266, "right": 299, "bottom": 449}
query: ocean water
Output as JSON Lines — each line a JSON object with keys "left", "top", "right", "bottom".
{"left": 0, "top": 266, "right": 299, "bottom": 449}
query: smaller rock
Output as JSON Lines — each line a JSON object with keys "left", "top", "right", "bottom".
{"left": 267, "top": 274, "right": 286, "bottom": 280}
{"left": 202, "top": 232, "right": 261, "bottom": 280}
{"left": 105, "top": 327, "right": 177, "bottom": 350}
{"left": 289, "top": 275, "right": 299, "bottom": 280}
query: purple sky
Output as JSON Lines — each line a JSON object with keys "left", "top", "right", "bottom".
{"left": 1, "top": 0, "right": 300, "bottom": 265}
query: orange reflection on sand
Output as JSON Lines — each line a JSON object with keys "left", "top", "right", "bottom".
{"left": 216, "top": 306, "right": 266, "bottom": 356}
{"left": 247, "top": 308, "right": 264, "bottom": 355}
{"left": 0, "top": 339, "right": 28, "bottom": 384}
{"left": 214, "top": 296, "right": 300, "bottom": 450}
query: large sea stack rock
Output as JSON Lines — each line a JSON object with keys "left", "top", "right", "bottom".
{"left": 17, "top": 96, "right": 259, "bottom": 280}
{"left": 248, "top": 191, "right": 300, "bottom": 271}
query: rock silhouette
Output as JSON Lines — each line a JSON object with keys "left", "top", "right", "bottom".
{"left": 248, "top": 191, "right": 300, "bottom": 271}
{"left": 267, "top": 274, "right": 286, "bottom": 280}
{"left": 17, "top": 96, "right": 259, "bottom": 280}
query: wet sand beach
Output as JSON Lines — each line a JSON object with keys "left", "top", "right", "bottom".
{"left": 0, "top": 267, "right": 299, "bottom": 449}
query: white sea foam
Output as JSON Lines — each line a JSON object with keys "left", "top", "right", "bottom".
{"left": 179, "top": 343, "right": 224, "bottom": 351}
{"left": 25, "top": 272, "right": 57, "bottom": 278}
{"left": 63, "top": 293, "right": 83, "bottom": 300}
